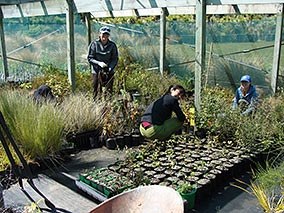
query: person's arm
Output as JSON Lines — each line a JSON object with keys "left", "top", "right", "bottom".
{"left": 87, "top": 42, "right": 97, "bottom": 65}
{"left": 108, "top": 42, "right": 118, "bottom": 72}
{"left": 173, "top": 100, "right": 186, "bottom": 122}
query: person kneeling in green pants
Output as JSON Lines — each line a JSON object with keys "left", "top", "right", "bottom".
{"left": 140, "top": 85, "right": 186, "bottom": 141}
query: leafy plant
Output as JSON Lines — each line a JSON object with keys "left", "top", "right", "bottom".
{"left": 177, "top": 182, "right": 196, "bottom": 194}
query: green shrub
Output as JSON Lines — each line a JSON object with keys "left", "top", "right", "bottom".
{"left": 196, "top": 87, "right": 284, "bottom": 151}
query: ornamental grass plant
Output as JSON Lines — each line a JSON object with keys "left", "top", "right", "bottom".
{"left": 60, "top": 93, "right": 106, "bottom": 135}
{"left": 235, "top": 162, "right": 284, "bottom": 213}
{"left": 0, "top": 90, "right": 65, "bottom": 160}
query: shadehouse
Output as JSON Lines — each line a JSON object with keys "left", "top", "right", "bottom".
{"left": 0, "top": 0, "right": 283, "bottom": 109}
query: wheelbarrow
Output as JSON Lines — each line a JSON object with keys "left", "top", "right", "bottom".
{"left": 90, "top": 185, "right": 184, "bottom": 213}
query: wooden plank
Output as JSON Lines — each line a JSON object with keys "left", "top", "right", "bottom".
{"left": 271, "top": 4, "right": 283, "bottom": 93}
{"left": 0, "top": 9, "right": 8, "bottom": 79}
{"left": 160, "top": 7, "right": 166, "bottom": 76}
{"left": 66, "top": 0, "right": 76, "bottom": 92}
{"left": 195, "top": 0, "right": 206, "bottom": 112}
{"left": 3, "top": 174, "right": 96, "bottom": 212}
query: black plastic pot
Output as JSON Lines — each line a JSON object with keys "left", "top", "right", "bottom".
{"left": 106, "top": 137, "right": 117, "bottom": 150}
{"left": 116, "top": 135, "right": 125, "bottom": 150}
{"left": 123, "top": 134, "right": 132, "bottom": 147}
{"left": 99, "top": 134, "right": 106, "bottom": 147}
{"left": 66, "top": 129, "right": 101, "bottom": 150}
{"left": 209, "top": 169, "right": 222, "bottom": 190}
{"left": 195, "top": 178, "right": 212, "bottom": 205}
{"left": 131, "top": 134, "right": 141, "bottom": 146}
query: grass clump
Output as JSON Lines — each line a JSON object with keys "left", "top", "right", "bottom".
{"left": 60, "top": 93, "right": 105, "bottom": 135}
{"left": 250, "top": 161, "right": 284, "bottom": 213}
{"left": 0, "top": 90, "right": 65, "bottom": 160}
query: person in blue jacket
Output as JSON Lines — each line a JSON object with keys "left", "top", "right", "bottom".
{"left": 232, "top": 75, "right": 258, "bottom": 115}
{"left": 140, "top": 85, "right": 186, "bottom": 141}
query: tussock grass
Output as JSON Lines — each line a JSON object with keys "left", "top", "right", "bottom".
{"left": 0, "top": 90, "right": 64, "bottom": 159}
{"left": 60, "top": 93, "right": 106, "bottom": 135}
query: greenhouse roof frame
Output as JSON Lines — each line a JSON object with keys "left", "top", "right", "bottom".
{"left": 0, "top": 0, "right": 284, "bottom": 18}
{"left": 0, "top": 0, "right": 283, "bottom": 110}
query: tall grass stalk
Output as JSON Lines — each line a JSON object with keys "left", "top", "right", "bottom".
{"left": 60, "top": 93, "right": 106, "bottom": 134}
{"left": 233, "top": 179, "right": 284, "bottom": 213}
{"left": 0, "top": 90, "right": 64, "bottom": 159}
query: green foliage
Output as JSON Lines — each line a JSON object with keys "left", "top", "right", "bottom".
{"left": 245, "top": 161, "right": 284, "bottom": 213}
{"left": 95, "top": 14, "right": 269, "bottom": 25}
{"left": 124, "top": 69, "right": 186, "bottom": 101}
{"left": 196, "top": 88, "right": 284, "bottom": 152}
{"left": 0, "top": 144, "right": 23, "bottom": 170}
{"left": 32, "top": 64, "right": 71, "bottom": 99}
{"left": 250, "top": 182, "right": 283, "bottom": 213}
{"left": 253, "top": 161, "right": 284, "bottom": 193}
{"left": 60, "top": 93, "right": 105, "bottom": 135}
{"left": 114, "top": 46, "right": 191, "bottom": 101}
{"left": 0, "top": 90, "right": 65, "bottom": 159}
{"left": 196, "top": 87, "right": 233, "bottom": 133}
{"left": 177, "top": 182, "right": 196, "bottom": 194}
{"left": 31, "top": 64, "right": 92, "bottom": 100}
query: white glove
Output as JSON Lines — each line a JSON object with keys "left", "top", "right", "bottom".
{"left": 98, "top": 61, "right": 107, "bottom": 68}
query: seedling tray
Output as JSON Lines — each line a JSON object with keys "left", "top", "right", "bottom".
{"left": 78, "top": 168, "right": 134, "bottom": 198}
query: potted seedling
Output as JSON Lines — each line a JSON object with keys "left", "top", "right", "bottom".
{"left": 177, "top": 182, "right": 197, "bottom": 210}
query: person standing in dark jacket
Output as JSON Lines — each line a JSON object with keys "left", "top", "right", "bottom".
{"left": 87, "top": 26, "right": 118, "bottom": 99}
{"left": 140, "top": 85, "right": 186, "bottom": 141}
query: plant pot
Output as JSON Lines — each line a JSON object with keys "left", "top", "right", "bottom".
{"left": 164, "top": 169, "right": 174, "bottom": 176}
{"left": 144, "top": 170, "right": 156, "bottom": 178}
{"left": 131, "top": 134, "right": 141, "bottom": 146}
{"left": 154, "top": 174, "right": 166, "bottom": 181}
{"left": 195, "top": 178, "right": 212, "bottom": 204}
{"left": 123, "top": 134, "right": 132, "bottom": 147}
{"left": 66, "top": 129, "right": 101, "bottom": 150}
{"left": 89, "top": 135, "right": 101, "bottom": 149}
{"left": 99, "top": 134, "right": 107, "bottom": 147}
{"left": 186, "top": 176, "right": 199, "bottom": 184}
{"left": 179, "top": 188, "right": 197, "bottom": 210}
{"left": 119, "top": 168, "right": 130, "bottom": 176}
{"left": 116, "top": 135, "right": 125, "bottom": 150}
{"left": 154, "top": 166, "right": 165, "bottom": 173}
{"left": 203, "top": 173, "right": 217, "bottom": 192}
{"left": 181, "top": 167, "right": 191, "bottom": 175}
{"left": 150, "top": 177, "right": 160, "bottom": 185}
{"left": 106, "top": 137, "right": 117, "bottom": 150}
{"left": 209, "top": 169, "right": 222, "bottom": 189}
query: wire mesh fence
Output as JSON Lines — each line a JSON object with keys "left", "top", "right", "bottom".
{"left": 1, "top": 15, "right": 283, "bottom": 93}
